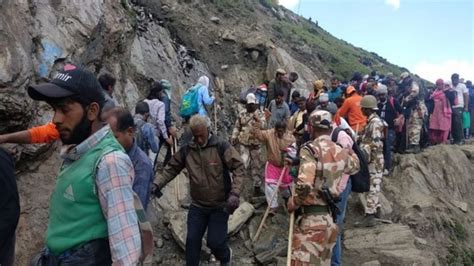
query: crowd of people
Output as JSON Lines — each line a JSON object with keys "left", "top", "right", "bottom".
{"left": 0, "top": 63, "right": 472, "bottom": 266}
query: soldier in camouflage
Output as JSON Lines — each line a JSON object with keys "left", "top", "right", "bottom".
{"left": 357, "top": 95, "right": 386, "bottom": 227}
{"left": 287, "top": 110, "right": 360, "bottom": 266}
{"left": 231, "top": 93, "right": 266, "bottom": 194}
{"left": 403, "top": 82, "right": 427, "bottom": 153}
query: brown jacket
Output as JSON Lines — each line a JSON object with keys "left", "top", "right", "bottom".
{"left": 155, "top": 134, "right": 244, "bottom": 208}
{"left": 254, "top": 128, "right": 296, "bottom": 167}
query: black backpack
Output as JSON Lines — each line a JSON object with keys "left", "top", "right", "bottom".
{"left": 180, "top": 139, "right": 232, "bottom": 197}
{"left": 331, "top": 127, "right": 370, "bottom": 193}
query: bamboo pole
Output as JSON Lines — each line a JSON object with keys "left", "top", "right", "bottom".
{"left": 252, "top": 166, "right": 288, "bottom": 242}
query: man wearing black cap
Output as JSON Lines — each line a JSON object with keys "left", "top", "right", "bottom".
{"left": 28, "top": 64, "right": 141, "bottom": 265}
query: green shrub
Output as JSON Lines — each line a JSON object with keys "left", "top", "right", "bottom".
{"left": 446, "top": 245, "right": 474, "bottom": 265}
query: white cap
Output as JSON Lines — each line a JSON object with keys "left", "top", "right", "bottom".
{"left": 246, "top": 93, "right": 257, "bottom": 104}
{"left": 319, "top": 93, "right": 329, "bottom": 102}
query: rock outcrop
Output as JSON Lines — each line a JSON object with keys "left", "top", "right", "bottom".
{"left": 0, "top": 0, "right": 473, "bottom": 265}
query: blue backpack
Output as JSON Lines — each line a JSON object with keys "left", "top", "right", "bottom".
{"left": 179, "top": 84, "right": 201, "bottom": 118}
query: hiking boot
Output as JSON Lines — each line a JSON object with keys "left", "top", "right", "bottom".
{"left": 375, "top": 207, "right": 383, "bottom": 219}
{"left": 253, "top": 186, "right": 264, "bottom": 197}
{"left": 405, "top": 145, "right": 420, "bottom": 154}
{"left": 220, "top": 247, "right": 232, "bottom": 266}
{"left": 354, "top": 214, "right": 376, "bottom": 227}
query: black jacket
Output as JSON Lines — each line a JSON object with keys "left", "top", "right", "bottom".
{"left": 377, "top": 96, "right": 402, "bottom": 129}
{"left": 0, "top": 148, "right": 19, "bottom": 264}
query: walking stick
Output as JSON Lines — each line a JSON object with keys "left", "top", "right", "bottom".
{"left": 286, "top": 185, "right": 296, "bottom": 266}
{"left": 172, "top": 137, "right": 180, "bottom": 203}
{"left": 253, "top": 166, "right": 288, "bottom": 242}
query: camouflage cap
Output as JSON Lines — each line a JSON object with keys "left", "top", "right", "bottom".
{"left": 308, "top": 110, "right": 332, "bottom": 129}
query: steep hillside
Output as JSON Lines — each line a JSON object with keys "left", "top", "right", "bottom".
{"left": 0, "top": 0, "right": 471, "bottom": 265}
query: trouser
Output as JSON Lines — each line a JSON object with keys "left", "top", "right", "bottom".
{"left": 239, "top": 144, "right": 262, "bottom": 187}
{"left": 470, "top": 108, "right": 474, "bottom": 136}
{"left": 157, "top": 135, "right": 172, "bottom": 166}
{"left": 365, "top": 154, "right": 384, "bottom": 215}
{"left": 451, "top": 107, "right": 463, "bottom": 144}
{"left": 331, "top": 178, "right": 352, "bottom": 266}
{"left": 291, "top": 212, "right": 338, "bottom": 266}
{"left": 31, "top": 238, "right": 111, "bottom": 266}
{"left": 383, "top": 129, "right": 396, "bottom": 171}
{"left": 186, "top": 205, "right": 230, "bottom": 266}
{"left": 407, "top": 116, "right": 423, "bottom": 146}
{"left": 0, "top": 233, "right": 15, "bottom": 266}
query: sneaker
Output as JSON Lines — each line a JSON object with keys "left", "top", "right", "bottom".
{"left": 354, "top": 214, "right": 376, "bottom": 228}
{"left": 220, "top": 247, "right": 232, "bottom": 266}
{"left": 383, "top": 169, "right": 389, "bottom": 176}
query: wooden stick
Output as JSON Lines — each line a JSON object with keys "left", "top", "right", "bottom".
{"left": 286, "top": 185, "right": 296, "bottom": 266}
{"left": 253, "top": 166, "right": 288, "bottom": 242}
{"left": 172, "top": 137, "right": 180, "bottom": 203}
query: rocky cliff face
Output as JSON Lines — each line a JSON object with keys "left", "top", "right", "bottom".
{"left": 1, "top": 0, "right": 472, "bottom": 265}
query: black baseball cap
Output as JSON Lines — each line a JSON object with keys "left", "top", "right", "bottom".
{"left": 28, "top": 64, "right": 105, "bottom": 107}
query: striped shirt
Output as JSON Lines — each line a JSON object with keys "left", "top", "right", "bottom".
{"left": 60, "top": 125, "right": 141, "bottom": 265}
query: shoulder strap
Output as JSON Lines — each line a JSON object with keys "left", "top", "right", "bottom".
{"left": 331, "top": 127, "right": 343, "bottom": 142}
{"left": 217, "top": 140, "right": 230, "bottom": 167}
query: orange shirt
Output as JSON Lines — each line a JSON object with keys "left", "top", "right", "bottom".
{"left": 28, "top": 122, "right": 60, "bottom": 143}
{"left": 334, "top": 94, "right": 366, "bottom": 133}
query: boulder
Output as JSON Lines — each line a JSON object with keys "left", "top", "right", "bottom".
{"left": 250, "top": 50, "right": 260, "bottom": 61}
{"left": 210, "top": 16, "right": 220, "bottom": 24}
{"left": 156, "top": 172, "right": 190, "bottom": 211}
{"left": 344, "top": 224, "right": 437, "bottom": 265}
{"left": 358, "top": 192, "right": 393, "bottom": 216}
{"left": 228, "top": 201, "right": 255, "bottom": 235}
{"left": 221, "top": 29, "right": 237, "bottom": 42}
{"left": 266, "top": 47, "right": 319, "bottom": 97}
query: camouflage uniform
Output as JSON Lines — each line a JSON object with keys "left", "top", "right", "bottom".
{"left": 232, "top": 108, "right": 265, "bottom": 187}
{"left": 291, "top": 111, "right": 360, "bottom": 266}
{"left": 359, "top": 113, "right": 385, "bottom": 214}
{"left": 407, "top": 101, "right": 427, "bottom": 145}
{"left": 403, "top": 83, "right": 427, "bottom": 146}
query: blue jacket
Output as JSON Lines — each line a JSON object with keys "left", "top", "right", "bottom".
{"left": 197, "top": 85, "right": 214, "bottom": 116}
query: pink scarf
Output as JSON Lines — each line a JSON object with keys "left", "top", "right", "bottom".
{"left": 264, "top": 162, "right": 292, "bottom": 188}
{"left": 431, "top": 89, "right": 451, "bottom": 116}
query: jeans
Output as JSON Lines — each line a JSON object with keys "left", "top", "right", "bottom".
{"left": 157, "top": 135, "right": 172, "bottom": 166}
{"left": 0, "top": 233, "right": 15, "bottom": 266}
{"left": 331, "top": 178, "right": 352, "bottom": 266}
{"left": 31, "top": 238, "right": 111, "bottom": 266}
{"left": 451, "top": 107, "right": 463, "bottom": 144}
{"left": 186, "top": 205, "right": 230, "bottom": 266}
{"left": 383, "top": 129, "right": 396, "bottom": 171}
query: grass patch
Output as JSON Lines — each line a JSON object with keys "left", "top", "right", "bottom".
{"left": 259, "top": 0, "right": 278, "bottom": 9}
{"left": 446, "top": 245, "right": 474, "bottom": 265}
{"left": 209, "top": 0, "right": 255, "bottom": 17}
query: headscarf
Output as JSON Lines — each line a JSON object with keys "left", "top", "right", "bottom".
{"left": 197, "top": 76, "right": 209, "bottom": 89}
{"left": 313, "top": 80, "right": 324, "bottom": 91}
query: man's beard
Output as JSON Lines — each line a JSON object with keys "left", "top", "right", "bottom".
{"left": 62, "top": 115, "right": 92, "bottom": 145}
